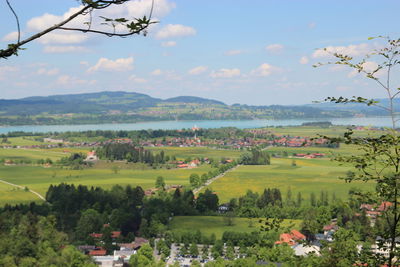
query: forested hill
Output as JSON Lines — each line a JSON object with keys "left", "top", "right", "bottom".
{"left": 0, "top": 91, "right": 384, "bottom": 125}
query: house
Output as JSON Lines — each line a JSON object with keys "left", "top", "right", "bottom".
{"left": 113, "top": 250, "right": 136, "bottom": 261}
{"left": 118, "top": 237, "right": 149, "bottom": 251}
{"left": 177, "top": 163, "right": 189, "bottom": 168}
{"left": 275, "top": 230, "right": 306, "bottom": 246}
{"left": 218, "top": 203, "right": 230, "bottom": 213}
{"left": 85, "top": 151, "right": 98, "bottom": 162}
{"left": 292, "top": 244, "right": 320, "bottom": 256}
{"left": 89, "top": 247, "right": 107, "bottom": 256}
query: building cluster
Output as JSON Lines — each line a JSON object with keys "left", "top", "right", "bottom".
{"left": 79, "top": 229, "right": 149, "bottom": 267}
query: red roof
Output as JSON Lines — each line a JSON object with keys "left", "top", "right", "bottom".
{"left": 89, "top": 249, "right": 107, "bottom": 256}
{"left": 377, "top": 201, "right": 393, "bottom": 212}
{"left": 291, "top": 229, "right": 306, "bottom": 240}
{"left": 90, "top": 233, "right": 103, "bottom": 238}
{"left": 111, "top": 231, "right": 121, "bottom": 238}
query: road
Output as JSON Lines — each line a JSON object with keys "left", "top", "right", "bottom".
{"left": 193, "top": 165, "right": 241, "bottom": 195}
{"left": 0, "top": 179, "right": 46, "bottom": 201}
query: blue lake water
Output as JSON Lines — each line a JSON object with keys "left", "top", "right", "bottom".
{"left": 0, "top": 117, "right": 394, "bottom": 134}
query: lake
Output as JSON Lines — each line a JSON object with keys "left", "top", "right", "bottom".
{"left": 0, "top": 117, "right": 394, "bottom": 134}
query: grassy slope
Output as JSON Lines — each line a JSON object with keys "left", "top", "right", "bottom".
{"left": 201, "top": 157, "right": 372, "bottom": 203}
{"left": 169, "top": 216, "right": 302, "bottom": 239}
{"left": 0, "top": 182, "right": 43, "bottom": 206}
{"left": 0, "top": 164, "right": 213, "bottom": 204}
{"left": 0, "top": 148, "right": 66, "bottom": 161}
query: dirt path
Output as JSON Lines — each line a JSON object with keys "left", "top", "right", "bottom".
{"left": 0, "top": 179, "right": 46, "bottom": 201}
{"left": 193, "top": 165, "right": 241, "bottom": 195}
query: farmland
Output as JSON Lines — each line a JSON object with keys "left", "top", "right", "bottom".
{"left": 0, "top": 126, "right": 376, "bottom": 206}
{"left": 200, "top": 157, "right": 372, "bottom": 203}
{"left": 169, "top": 216, "right": 302, "bottom": 239}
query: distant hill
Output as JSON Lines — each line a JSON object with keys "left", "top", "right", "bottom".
{"left": 0, "top": 91, "right": 394, "bottom": 126}
{"left": 165, "top": 96, "right": 225, "bottom": 105}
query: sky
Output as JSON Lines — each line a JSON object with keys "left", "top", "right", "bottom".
{"left": 0, "top": 0, "right": 399, "bottom": 105}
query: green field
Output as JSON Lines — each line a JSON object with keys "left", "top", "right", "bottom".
{"left": 200, "top": 157, "right": 372, "bottom": 203}
{"left": 147, "top": 146, "right": 242, "bottom": 160}
{"left": 266, "top": 144, "right": 361, "bottom": 156}
{"left": 0, "top": 164, "right": 213, "bottom": 205}
{"left": 1, "top": 136, "right": 49, "bottom": 146}
{"left": 265, "top": 126, "right": 384, "bottom": 138}
{"left": 0, "top": 148, "right": 67, "bottom": 161}
{"left": 0, "top": 182, "right": 42, "bottom": 206}
{"left": 169, "top": 216, "right": 302, "bottom": 239}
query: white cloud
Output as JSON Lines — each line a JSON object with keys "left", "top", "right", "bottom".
{"left": 299, "top": 56, "right": 309, "bottom": 64}
{"left": 151, "top": 69, "right": 163, "bottom": 75}
{"left": 103, "top": 0, "right": 175, "bottom": 20}
{"left": 210, "top": 68, "right": 241, "bottom": 78}
{"left": 37, "top": 33, "right": 88, "bottom": 45}
{"left": 225, "top": 50, "right": 243, "bottom": 56}
{"left": 265, "top": 44, "right": 284, "bottom": 54}
{"left": 2, "top": 31, "right": 23, "bottom": 42}
{"left": 348, "top": 61, "right": 383, "bottom": 77}
{"left": 26, "top": 0, "right": 175, "bottom": 45}
{"left": 155, "top": 24, "right": 196, "bottom": 39}
{"left": 87, "top": 57, "right": 134, "bottom": 72}
{"left": 161, "top": 41, "right": 177, "bottom": 47}
{"left": 313, "top": 43, "right": 372, "bottom": 58}
{"left": 43, "top": 45, "right": 89, "bottom": 53}
{"left": 129, "top": 75, "right": 147, "bottom": 83}
{"left": 57, "top": 75, "right": 96, "bottom": 86}
{"left": 188, "top": 66, "right": 208, "bottom": 75}
{"left": 37, "top": 68, "right": 59, "bottom": 75}
{"left": 251, "top": 63, "right": 281, "bottom": 77}
{"left": 80, "top": 61, "right": 89, "bottom": 66}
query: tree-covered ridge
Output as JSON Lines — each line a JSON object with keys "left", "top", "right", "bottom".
{"left": 0, "top": 91, "right": 381, "bottom": 125}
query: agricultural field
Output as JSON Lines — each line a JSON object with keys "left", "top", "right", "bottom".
{"left": 0, "top": 182, "right": 42, "bottom": 206}
{"left": 0, "top": 163, "right": 213, "bottom": 205}
{"left": 147, "top": 146, "right": 242, "bottom": 160}
{"left": 267, "top": 144, "right": 361, "bottom": 156}
{"left": 1, "top": 136, "right": 50, "bottom": 146}
{"left": 200, "top": 157, "right": 372, "bottom": 203}
{"left": 169, "top": 216, "right": 302, "bottom": 239}
{"left": 0, "top": 147, "right": 67, "bottom": 161}
{"left": 265, "top": 126, "right": 384, "bottom": 138}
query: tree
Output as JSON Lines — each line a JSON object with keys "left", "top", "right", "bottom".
{"left": 321, "top": 229, "right": 360, "bottom": 267}
{"left": 1, "top": 0, "right": 155, "bottom": 59}
{"left": 315, "top": 36, "right": 400, "bottom": 266}
{"left": 75, "top": 209, "right": 103, "bottom": 240}
{"left": 189, "top": 243, "right": 199, "bottom": 257}
{"left": 189, "top": 173, "right": 201, "bottom": 188}
{"left": 129, "top": 243, "right": 155, "bottom": 267}
{"left": 155, "top": 176, "right": 166, "bottom": 190}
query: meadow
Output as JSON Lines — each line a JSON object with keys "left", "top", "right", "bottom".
{"left": 169, "top": 216, "right": 302, "bottom": 239}
{"left": 265, "top": 126, "right": 384, "bottom": 138}
{"left": 147, "top": 146, "right": 243, "bottom": 160}
{"left": 0, "top": 164, "right": 214, "bottom": 205}
{"left": 0, "top": 147, "right": 66, "bottom": 161}
{"left": 200, "top": 157, "right": 372, "bottom": 203}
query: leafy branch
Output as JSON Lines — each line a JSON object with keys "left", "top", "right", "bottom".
{"left": 0, "top": 0, "right": 156, "bottom": 59}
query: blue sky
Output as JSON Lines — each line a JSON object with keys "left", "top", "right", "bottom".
{"left": 0, "top": 0, "right": 399, "bottom": 105}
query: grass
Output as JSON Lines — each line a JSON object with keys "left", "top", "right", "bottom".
{"left": 265, "top": 126, "right": 384, "bottom": 138}
{"left": 147, "top": 146, "right": 243, "bottom": 160}
{"left": 1, "top": 136, "right": 49, "bottom": 146}
{"left": 0, "top": 182, "right": 42, "bottom": 206}
{"left": 200, "top": 157, "right": 372, "bottom": 203}
{"left": 169, "top": 216, "right": 302, "bottom": 239}
{"left": 0, "top": 164, "right": 213, "bottom": 205}
{"left": 0, "top": 147, "right": 66, "bottom": 161}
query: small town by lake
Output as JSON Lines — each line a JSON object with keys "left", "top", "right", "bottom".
{"left": 0, "top": 116, "right": 394, "bottom": 134}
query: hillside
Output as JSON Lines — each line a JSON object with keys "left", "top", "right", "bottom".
{"left": 0, "top": 91, "right": 383, "bottom": 126}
